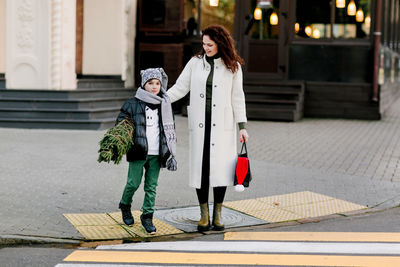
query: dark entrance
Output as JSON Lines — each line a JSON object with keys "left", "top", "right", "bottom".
{"left": 235, "top": 0, "right": 289, "bottom": 82}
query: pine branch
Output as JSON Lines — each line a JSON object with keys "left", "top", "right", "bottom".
{"left": 98, "top": 119, "right": 134, "bottom": 164}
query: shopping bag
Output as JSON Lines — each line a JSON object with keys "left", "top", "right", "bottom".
{"left": 234, "top": 142, "right": 252, "bottom": 192}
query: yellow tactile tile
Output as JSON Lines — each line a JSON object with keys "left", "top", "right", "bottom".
{"left": 63, "top": 213, "right": 117, "bottom": 226}
{"left": 224, "top": 191, "right": 366, "bottom": 223}
{"left": 75, "top": 225, "right": 132, "bottom": 240}
{"left": 224, "top": 198, "right": 272, "bottom": 212}
{"left": 108, "top": 211, "right": 183, "bottom": 237}
{"left": 245, "top": 206, "right": 303, "bottom": 222}
{"left": 256, "top": 191, "right": 334, "bottom": 207}
{"left": 284, "top": 199, "right": 367, "bottom": 218}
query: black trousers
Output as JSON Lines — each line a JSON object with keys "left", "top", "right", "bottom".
{"left": 196, "top": 108, "right": 226, "bottom": 204}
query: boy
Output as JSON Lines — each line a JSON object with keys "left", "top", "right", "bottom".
{"left": 116, "top": 68, "right": 176, "bottom": 234}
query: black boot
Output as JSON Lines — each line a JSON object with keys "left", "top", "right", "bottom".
{"left": 140, "top": 213, "right": 156, "bottom": 234}
{"left": 119, "top": 202, "right": 134, "bottom": 226}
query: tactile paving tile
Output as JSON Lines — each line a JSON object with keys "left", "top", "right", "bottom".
{"left": 283, "top": 198, "right": 367, "bottom": 218}
{"left": 245, "top": 206, "right": 303, "bottom": 223}
{"left": 223, "top": 198, "right": 271, "bottom": 212}
{"left": 256, "top": 191, "right": 334, "bottom": 207}
{"left": 108, "top": 211, "right": 183, "bottom": 237}
{"left": 224, "top": 191, "right": 366, "bottom": 223}
{"left": 75, "top": 225, "right": 132, "bottom": 240}
{"left": 63, "top": 213, "right": 116, "bottom": 226}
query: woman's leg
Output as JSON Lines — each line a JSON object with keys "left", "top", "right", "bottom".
{"left": 213, "top": 186, "right": 227, "bottom": 203}
{"left": 196, "top": 108, "right": 212, "bottom": 231}
{"left": 212, "top": 186, "right": 227, "bottom": 231}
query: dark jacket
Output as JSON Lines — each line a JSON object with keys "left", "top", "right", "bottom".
{"left": 116, "top": 97, "right": 170, "bottom": 167}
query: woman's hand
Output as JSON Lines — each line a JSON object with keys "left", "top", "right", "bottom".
{"left": 239, "top": 129, "right": 249, "bottom": 143}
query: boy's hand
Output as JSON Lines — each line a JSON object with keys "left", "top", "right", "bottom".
{"left": 239, "top": 129, "right": 249, "bottom": 143}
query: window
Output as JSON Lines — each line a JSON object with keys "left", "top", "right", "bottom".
{"left": 183, "top": 0, "right": 235, "bottom": 36}
{"left": 247, "top": 0, "right": 280, "bottom": 40}
{"left": 295, "top": 0, "right": 371, "bottom": 40}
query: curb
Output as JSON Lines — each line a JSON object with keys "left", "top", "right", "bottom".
{"left": 0, "top": 235, "right": 82, "bottom": 246}
{"left": 0, "top": 206, "right": 394, "bottom": 246}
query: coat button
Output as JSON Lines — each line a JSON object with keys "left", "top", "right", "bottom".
{"left": 199, "top": 123, "right": 203, "bottom": 128}
{"left": 214, "top": 85, "right": 217, "bottom": 87}
{"left": 212, "top": 143, "right": 215, "bottom": 146}
{"left": 213, "top": 123, "right": 216, "bottom": 126}
{"left": 200, "top": 93, "right": 204, "bottom": 98}
{"left": 213, "top": 104, "right": 216, "bottom": 107}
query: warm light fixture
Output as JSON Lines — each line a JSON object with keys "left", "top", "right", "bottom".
{"left": 336, "top": 0, "right": 345, "bottom": 8}
{"left": 209, "top": 0, "right": 219, "bottom": 7}
{"left": 270, "top": 12, "right": 278, "bottom": 25}
{"left": 365, "top": 15, "right": 371, "bottom": 28}
{"left": 312, "top": 29, "right": 321, "bottom": 39}
{"left": 254, "top": 7, "right": 262, "bottom": 20}
{"left": 347, "top": 0, "right": 356, "bottom": 16}
{"left": 305, "top": 26, "right": 312, "bottom": 37}
{"left": 356, "top": 8, "right": 364, "bottom": 22}
{"left": 295, "top": 23, "right": 300, "bottom": 33}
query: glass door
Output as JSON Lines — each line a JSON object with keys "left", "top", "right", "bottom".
{"left": 237, "top": 0, "right": 288, "bottom": 80}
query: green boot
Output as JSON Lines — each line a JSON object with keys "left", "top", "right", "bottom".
{"left": 197, "top": 203, "right": 210, "bottom": 232}
{"left": 212, "top": 203, "right": 225, "bottom": 231}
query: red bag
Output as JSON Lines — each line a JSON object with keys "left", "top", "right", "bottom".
{"left": 234, "top": 142, "right": 252, "bottom": 192}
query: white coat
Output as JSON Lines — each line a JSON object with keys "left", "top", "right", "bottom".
{"left": 167, "top": 56, "right": 247, "bottom": 188}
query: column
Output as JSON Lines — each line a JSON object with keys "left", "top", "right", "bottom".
{"left": 122, "top": 0, "right": 137, "bottom": 88}
{"left": 6, "top": 0, "right": 76, "bottom": 89}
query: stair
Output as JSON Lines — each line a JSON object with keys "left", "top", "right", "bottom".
{"left": 244, "top": 81, "right": 305, "bottom": 122}
{"left": 0, "top": 87, "right": 134, "bottom": 129}
{"left": 0, "top": 76, "right": 5, "bottom": 89}
{"left": 77, "top": 78, "right": 125, "bottom": 89}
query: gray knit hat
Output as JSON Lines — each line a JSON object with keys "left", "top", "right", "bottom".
{"left": 140, "top": 68, "right": 168, "bottom": 90}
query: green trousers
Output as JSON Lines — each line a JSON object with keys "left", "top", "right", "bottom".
{"left": 120, "top": 155, "right": 160, "bottom": 215}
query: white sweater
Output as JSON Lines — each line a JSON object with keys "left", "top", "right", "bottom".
{"left": 145, "top": 106, "right": 160, "bottom": 155}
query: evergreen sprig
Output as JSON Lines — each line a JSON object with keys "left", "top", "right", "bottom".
{"left": 97, "top": 119, "right": 134, "bottom": 164}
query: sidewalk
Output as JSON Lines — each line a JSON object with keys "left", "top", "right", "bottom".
{"left": 2, "top": 98, "right": 400, "bottom": 244}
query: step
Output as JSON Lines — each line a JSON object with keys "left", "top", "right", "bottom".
{"left": 0, "top": 107, "right": 120, "bottom": 120}
{"left": 0, "top": 78, "right": 5, "bottom": 89}
{"left": 0, "top": 117, "right": 115, "bottom": 130}
{"left": 0, "top": 96, "right": 128, "bottom": 109}
{"left": 244, "top": 84, "right": 304, "bottom": 94}
{"left": 246, "top": 99, "right": 301, "bottom": 110}
{"left": 246, "top": 107, "right": 302, "bottom": 121}
{"left": 0, "top": 88, "right": 134, "bottom": 99}
{"left": 246, "top": 92, "right": 300, "bottom": 101}
{"left": 77, "top": 78, "right": 124, "bottom": 89}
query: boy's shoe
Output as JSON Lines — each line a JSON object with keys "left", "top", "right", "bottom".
{"left": 140, "top": 213, "right": 156, "bottom": 234}
{"left": 119, "top": 202, "right": 134, "bottom": 226}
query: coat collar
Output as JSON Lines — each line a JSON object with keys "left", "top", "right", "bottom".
{"left": 202, "top": 56, "right": 223, "bottom": 68}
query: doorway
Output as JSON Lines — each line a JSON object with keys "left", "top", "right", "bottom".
{"left": 235, "top": 0, "right": 289, "bottom": 82}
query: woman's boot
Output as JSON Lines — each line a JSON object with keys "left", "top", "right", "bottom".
{"left": 212, "top": 203, "right": 225, "bottom": 231}
{"left": 197, "top": 202, "right": 210, "bottom": 232}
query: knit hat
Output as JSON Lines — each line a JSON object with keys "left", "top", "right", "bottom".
{"left": 140, "top": 68, "right": 167, "bottom": 89}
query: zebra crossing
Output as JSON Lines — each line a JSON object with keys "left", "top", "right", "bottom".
{"left": 56, "top": 232, "right": 400, "bottom": 266}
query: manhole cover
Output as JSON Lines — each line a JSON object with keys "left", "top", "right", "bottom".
{"left": 154, "top": 204, "right": 267, "bottom": 232}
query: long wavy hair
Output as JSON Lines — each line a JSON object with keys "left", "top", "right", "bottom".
{"left": 196, "top": 24, "right": 244, "bottom": 73}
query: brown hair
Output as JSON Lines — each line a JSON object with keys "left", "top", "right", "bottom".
{"left": 196, "top": 24, "right": 244, "bottom": 73}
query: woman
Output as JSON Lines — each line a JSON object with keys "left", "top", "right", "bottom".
{"left": 167, "top": 25, "right": 249, "bottom": 231}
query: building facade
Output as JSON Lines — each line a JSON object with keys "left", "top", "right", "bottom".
{"left": 0, "top": 0, "right": 399, "bottom": 128}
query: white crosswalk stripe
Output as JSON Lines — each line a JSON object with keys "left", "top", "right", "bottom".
{"left": 57, "top": 232, "right": 400, "bottom": 266}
